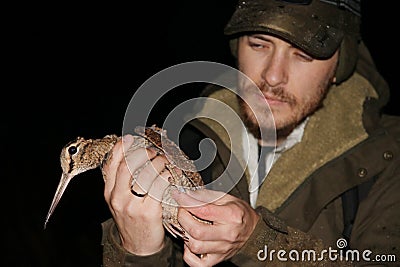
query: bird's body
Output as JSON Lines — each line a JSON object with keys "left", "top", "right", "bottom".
{"left": 45, "top": 125, "right": 204, "bottom": 239}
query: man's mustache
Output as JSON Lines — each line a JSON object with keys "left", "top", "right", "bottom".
{"left": 241, "top": 81, "right": 296, "bottom": 106}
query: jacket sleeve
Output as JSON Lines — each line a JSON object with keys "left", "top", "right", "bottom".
{"left": 101, "top": 218, "right": 185, "bottom": 267}
{"left": 229, "top": 206, "right": 354, "bottom": 267}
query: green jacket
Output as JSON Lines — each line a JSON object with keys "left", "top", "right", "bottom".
{"left": 101, "top": 43, "right": 400, "bottom": 266}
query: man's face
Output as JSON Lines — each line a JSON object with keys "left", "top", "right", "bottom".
{"left": 236, "top": 34, "right": 339, "bottom": 142}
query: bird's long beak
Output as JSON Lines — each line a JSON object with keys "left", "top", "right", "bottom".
{"left": 44, "top": 173, "right": 73, "bottom": 229}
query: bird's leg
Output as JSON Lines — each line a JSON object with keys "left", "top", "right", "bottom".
{"left": 165, "top": 163, "right": 186, "bottom": 193}
{"left": 162, "top": 163, "right": 189, "bottom": 238}
{"left": 165, "top": 163, "right": 214, "bottom": 226}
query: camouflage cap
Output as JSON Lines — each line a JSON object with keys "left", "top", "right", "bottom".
{"left": 224, "top": 0, "right": 361, "bottom": 59}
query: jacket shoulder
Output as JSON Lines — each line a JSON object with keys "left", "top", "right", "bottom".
{"left": 381, "top": 114, "right": 400, "bottom": 142}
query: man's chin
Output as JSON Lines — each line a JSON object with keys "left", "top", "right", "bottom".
{"left": 245, "top": 116, "right": 300, "bottom": 143}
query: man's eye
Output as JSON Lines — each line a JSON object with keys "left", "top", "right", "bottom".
{"left": 249, "top": 42, "right": 265, "bottom": 49}
{"left": 251, "top": 44, "right": 263, "bottom": 48}
{"left": 295, "top": 52, "right": 313, "bottom": 62}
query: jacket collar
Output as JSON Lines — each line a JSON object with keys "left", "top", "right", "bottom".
{"left": 190, "top": 72, "right": 378, "bottom": 211}
{"left": 257, "top": 73, "right": 377, "bottom": 211}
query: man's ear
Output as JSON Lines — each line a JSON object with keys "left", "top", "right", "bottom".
{"left": 334, "top": 35, "right": 359, "bottom": 84}
{"left": 229, "top": 38, "right": 238, "bottom": 58}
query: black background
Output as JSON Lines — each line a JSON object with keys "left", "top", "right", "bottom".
{"left": 4, "top": 1, "right": 398, "bottom": 266}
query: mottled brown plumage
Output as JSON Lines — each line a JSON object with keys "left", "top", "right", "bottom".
{"left": 44, "top": 125, "right": 205, "bottom": 239}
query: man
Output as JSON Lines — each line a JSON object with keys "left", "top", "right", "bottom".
{"left": 101, "top": 0, "right": 400, "bottom": 266}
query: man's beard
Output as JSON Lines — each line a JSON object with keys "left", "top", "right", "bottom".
{"left": 237, "top": 80, "right": 330, "bottom": 141}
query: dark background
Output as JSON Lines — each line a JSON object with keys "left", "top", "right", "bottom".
{"left": 4, "top": 1, "right": 398, "bottom": 266}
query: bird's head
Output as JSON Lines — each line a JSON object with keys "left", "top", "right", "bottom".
{"left": 44, "top": 135, "right": 118, "bottom": 229}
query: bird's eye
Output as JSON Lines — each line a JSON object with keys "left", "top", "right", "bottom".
{"left": 68, "top": 146, "right": 78, "bottom": 155}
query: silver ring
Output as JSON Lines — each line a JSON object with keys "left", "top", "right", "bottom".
{"left": 130, "top": 187, "right": 147, "bottom": 198}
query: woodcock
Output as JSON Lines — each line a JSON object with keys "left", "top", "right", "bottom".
{"left": 44, "top": 125, "right": 205, "bottom": 239}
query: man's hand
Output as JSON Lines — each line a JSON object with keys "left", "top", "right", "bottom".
{"left": 103, "top": 134, "right": 170, "bottom": 255}
{"left": 173, "top": 189, "right": 260, "bottom": 266}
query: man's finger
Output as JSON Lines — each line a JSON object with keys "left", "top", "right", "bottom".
{"left": 133, "top": 155, "right": 169, "bottom": 193}
{"left": 113, "top": 149, "right": 148, "bottom": 195}
{"left": 147, "top": 169, "right": 171, "bottom": 205}
{"left": 183, "top": 244, "right": 219, "bottom": 267}
{"left": 178, "top": 206, "right": 233, "bottom": 241}
{"left": 104, "top": 135, "right": 133, "bottom": 200}
{"left": 173, "top": 190, "right": 234, "bottom": 222}
{"left": 183, "top": 231, "right": 231, "bottom": 254}
{"left": 183, "top": 188, "right": 233, "bottom": 205}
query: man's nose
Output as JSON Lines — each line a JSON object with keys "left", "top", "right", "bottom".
{"left": 261, "top": 51, "right": 288, "bottom": 87}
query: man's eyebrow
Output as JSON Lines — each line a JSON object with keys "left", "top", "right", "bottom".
{"left": 248, "top": 34, "right": 271, "bottom": 42}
